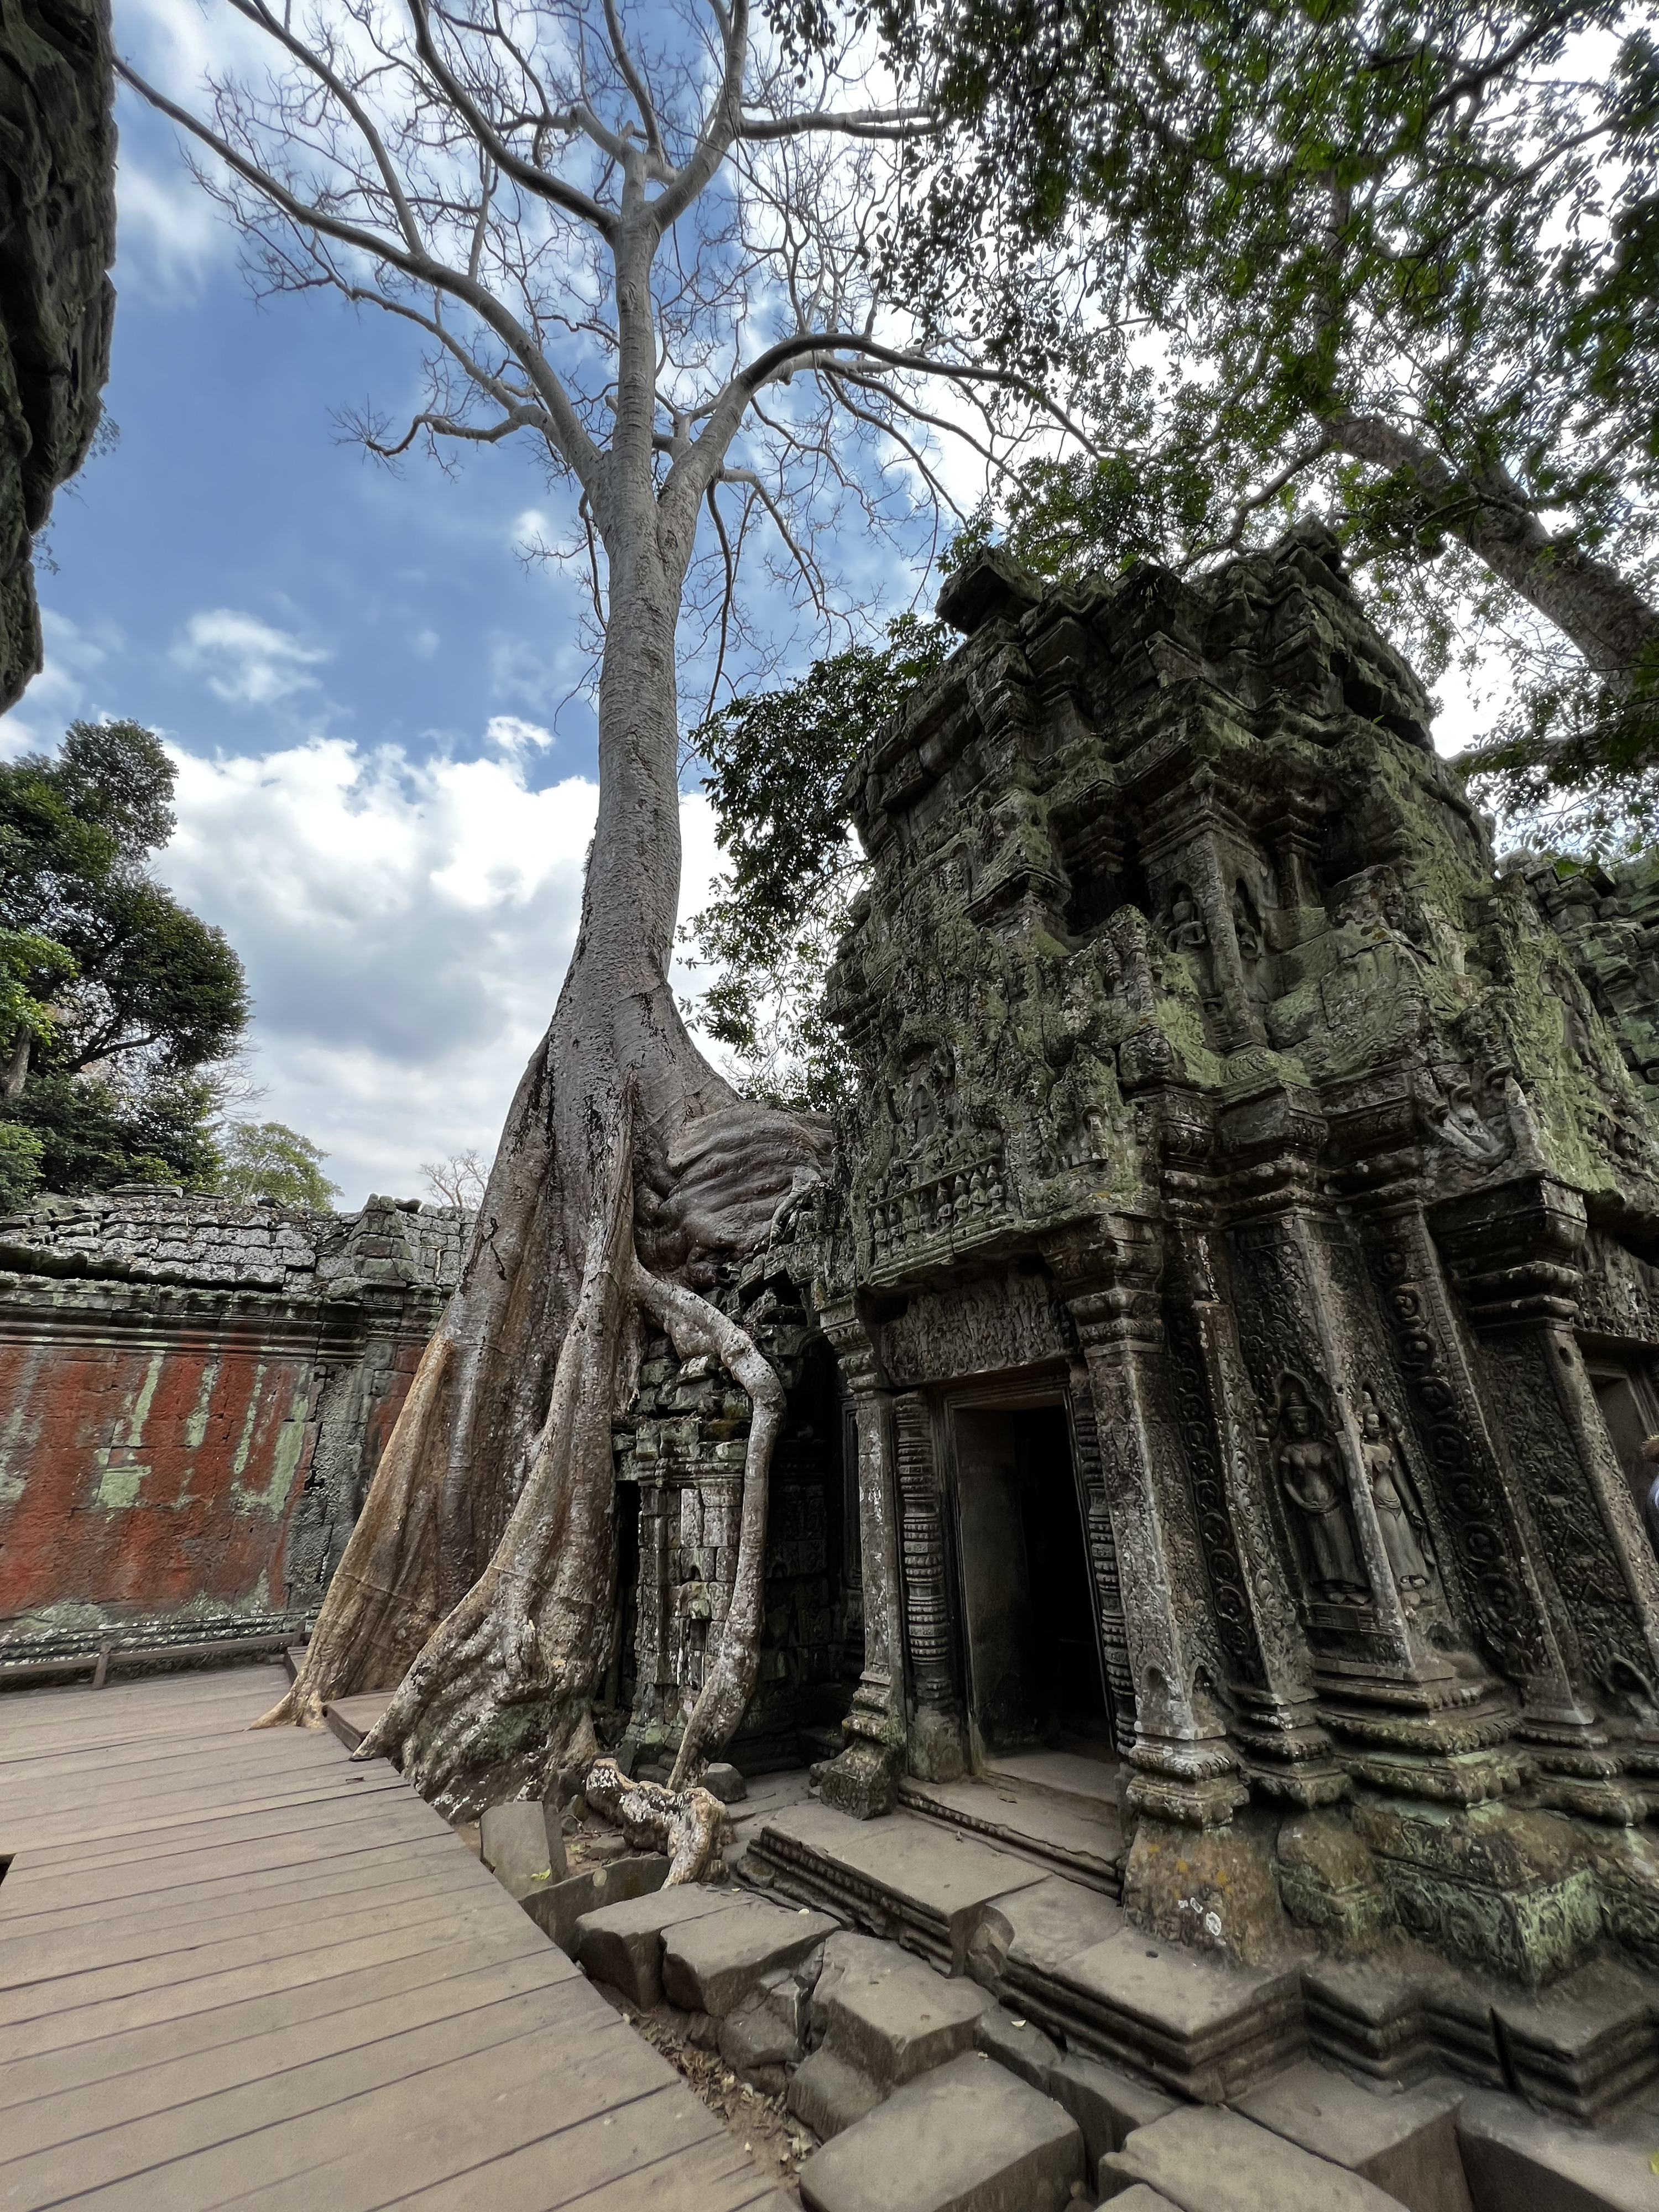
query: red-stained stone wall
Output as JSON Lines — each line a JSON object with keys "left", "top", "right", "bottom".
{"left": 0, "top": 1191, "right": 462, "bottom": 1656}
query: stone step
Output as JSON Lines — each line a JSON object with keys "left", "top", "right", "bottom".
{"left": 1455, "top": 2087, "right": 1659, "bottom": 2211}
{"left": 1234, "top": 2058, "right": 1470, "bottom": 2212}
{"left": 971, "top": 1876, "right": 1303, "bottom": 2104}
{"left": 1100, "top": 2105, "right": 1411, "bottom": 2210}
{"left": 813, "top": 1930, "right": 988, "bottom": 2089}
{"left": 797, "top": 2051, "right": 1085, "bottom": 2212}
{"left": 747, "top": 1801, "right": 1046, "bottom": 1973}
{"left": 979, "top": 1748, "right": 1122, "bottom": 1821}
{"left": 520, "top": 1851, "right": 668, "bottom": 1955}
{"left": 573, "top": 1881, "right": 738, "bottom": 2007}
{"left": 898, "top": 1772, "right": 1122, "bottom": 1898}
{"left": 661, "top": 1897, "right": 836, "bottom": 2018}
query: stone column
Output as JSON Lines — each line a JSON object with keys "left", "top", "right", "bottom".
{"left": 1047, "top": 1215, "right": 1248, "bottom": 1828}
{"left": 1433, "top": 1176, "right": 1659, "bottom": 1822}
{"left": 894, "top": 1390, "right": 967, "bottom": 1780}
{"left": 816, "top": 1292, "right": 905, "bottom": 1818}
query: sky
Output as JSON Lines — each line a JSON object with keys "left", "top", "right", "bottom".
{"left": 1, "top": 23, "right": 768, "bottom": 1209}
{"left": 3, "top": 0, "right": 1488, "bottom": 1210}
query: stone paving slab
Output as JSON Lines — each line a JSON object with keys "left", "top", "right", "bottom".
{"left": 748, "top": 1802, "right": 1046, "bottom": 1971}
{"left": 797, "top": 2051, "right": 1084, "bottom": 2212}
{"left": 1235, "top": 2058, "right": 1471, "bottom": 2212}
{"left": 1101, "top": 2104, "right": 1411, "bottom": 2210}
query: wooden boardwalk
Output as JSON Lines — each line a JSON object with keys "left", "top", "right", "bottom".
{"left": 0, "top": 1666, "right": 788, "bottom": 2211}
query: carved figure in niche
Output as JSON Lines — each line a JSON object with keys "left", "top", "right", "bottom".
{"left": 1164, "top": 885, "right": 1208, "bottom": 952}
{"left": 1357, "top": 1392, "right": 1433, "bottom": 1605}
{"left": 1275, "top": 1381, "right": 1369, "bottom": 1605}
{"left": 1232, "top": 880, "right": 1264, "bottom": 961}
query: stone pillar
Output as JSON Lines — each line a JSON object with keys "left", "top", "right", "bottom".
{"left": 1047, "top": 1215, "right": 1248, "bottom": 1829}
{"left": 893, "top": 1389, "right": 967, "bottom": 1780}
{"left": 816, "top": 1293, "right": 905, "bottom": 1818}
{"left": 1168, "top": 1220, "right": 1345, "bottom": 1807}
{"left": 1433, "top": 1176, "right": 1659, "bottom": 1823}
{"left": 1065, "top": 1368, "right": 1136, "bottom": 1755}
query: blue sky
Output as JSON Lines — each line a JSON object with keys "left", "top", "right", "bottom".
{"left": 4, "top": 32, "right": 901, "bottom": 1208}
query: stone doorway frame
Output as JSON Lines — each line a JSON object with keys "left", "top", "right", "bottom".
{"left": 936, "top": 1366, "right": 1124, "bottom": 1772}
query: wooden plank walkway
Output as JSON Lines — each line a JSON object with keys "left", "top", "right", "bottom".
{"left": 0, "top": 1666, "right": 789, "bottom": 2211}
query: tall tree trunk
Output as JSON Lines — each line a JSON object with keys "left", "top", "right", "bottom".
{"left": 1328, "top": 411, "right": 1659, "bottom": 684}
{"left": 262, "top": 533, "right": 831, "bottom": 1822}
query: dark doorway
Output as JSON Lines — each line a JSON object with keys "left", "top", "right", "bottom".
{"left": 1588, "top": 1357, "right": 1659, "bottom": 1522}
{"left": 952, "top": 1401, "right": 1107, "bottom": 1754}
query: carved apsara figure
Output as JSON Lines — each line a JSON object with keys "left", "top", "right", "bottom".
{"left": 1164, "top": 885, "right": 1208, "bottom": 951}
{"left": 1358, "top": 1395, "right": 1433, "bottom": 1603}
{"left": 1276, "top": 1386, "right": 1369, "bottom": 1604}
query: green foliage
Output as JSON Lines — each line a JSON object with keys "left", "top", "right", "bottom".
{"left": 856, "top": 0, "right": 1659, "bottom": 838}
{"left": 219, "top": 1120, "right": 342, "bottom": 1209}
{"left": 0, "top": 1121, "right": 44, "bottom": 1212}
{"left": 0, "top": 719, "right": 251, "bottom": 1194}
{"left": 682, "top": 615, "right": 953, "bottom": 1109}
{"left": 5, "top": 1071, "right": 226, "bottom": 1194}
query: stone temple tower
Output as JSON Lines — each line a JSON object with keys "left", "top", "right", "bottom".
{"left": 799, "top": 521, "right": 1659, "bottom": 1990}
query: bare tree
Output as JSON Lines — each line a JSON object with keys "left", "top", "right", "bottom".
{"left": 121, "top": 0, "right": 1079, "bottom": 1836}
{"left": 421, "top": 1147, "right": 492, "bottom": 1211}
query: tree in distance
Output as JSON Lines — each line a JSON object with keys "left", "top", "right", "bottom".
{"left": 220, "top": 1119, "right": 343, "bottom": 1209}
{"left": 122, "top": 0, "right": 1087, "bottom": 1826}
{"left": 421, "top": 1148, "right": 491, "bottom": 1212}
{"left": 0, "top": 721, "right": 249, "bottom": 1200}
{"left": 873, "top": 0, "right": 1659, "bottom": 847}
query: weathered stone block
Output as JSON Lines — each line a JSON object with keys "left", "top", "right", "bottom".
{"left": 1102, "top": 2104, "right": 1412, "bottom": 2210}
{"left": 519, "top": 1852, "right": 668, "bottom": 1955}
{"left": 1235, "top": 2058, "right": 1471, "bottom": 2212}
{"left": 661, "top": 1897, "right": 836, "bottom": 2017}
{"left": 812, "top": 1929, "right": 987, "bottom": 2088}
{"left": 573, "top": 1883, "right": 735, "bottom": 2007}
{"left": 479, "top": 1800, "right": 566, "bottom": 1898}
{"left": 796, "top": 2051, "right": 1084, "bottom": 2212}
{"left": 789, "top": 2046, "right": 884, "bottom": 2142}
{"left": 1046, "top": 2050, "right": 1175, "bottom": 2182}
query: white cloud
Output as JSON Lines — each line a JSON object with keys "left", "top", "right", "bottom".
{"left": 155, "top": 732, "right": 724, "bottom": 1207}
{"left": 113, "top": 157, "right": 233, "bottom": 297}
{"left": 486, "top": 713, "right": 554, "bottom": 756}
{"left": 173, "top": 609, "right": 331, "bottom": 706}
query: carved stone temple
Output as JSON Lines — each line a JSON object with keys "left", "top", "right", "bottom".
{"left": 620, "top": 522, "right": 1659, "bottom": 2060}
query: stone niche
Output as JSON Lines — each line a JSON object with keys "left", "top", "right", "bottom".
{"left": 782, "top": 521, "right": 1659, "bottom": 1989}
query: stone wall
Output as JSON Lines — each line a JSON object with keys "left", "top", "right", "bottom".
{"left": 612, "top": 1260, "right": 862, "bottom": 1773}
{"left": 0, "top": 1186, "right": 465, "bottom": 1657}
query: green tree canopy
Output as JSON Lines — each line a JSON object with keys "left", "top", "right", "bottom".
{"left": 220, "top": 1120, "right": 342, "bottom": 1210}
{"left": 681, "top": 614, "right": 951, "bottom": 1109}
{"left": 0, "top": 719, "right": 251, "bottom": 1198}
{"left": 857, "top": 0, "right": 1659, "bottom": 845}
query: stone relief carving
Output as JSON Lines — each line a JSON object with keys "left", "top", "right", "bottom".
{"left": 1357, "top": 1389, "right": 1434, "bottom": 1606}
{"left": 1274, "top": 1378, "right": 1370, "bottom": 1608}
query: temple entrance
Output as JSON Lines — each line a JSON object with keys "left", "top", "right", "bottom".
{"left": 950, "top": 1398, "right": 1109, "bottom": 1757}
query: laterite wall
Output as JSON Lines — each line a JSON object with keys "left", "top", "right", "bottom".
{"left": 0, "top": 1190, "right": 463, "bottom": 1657}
